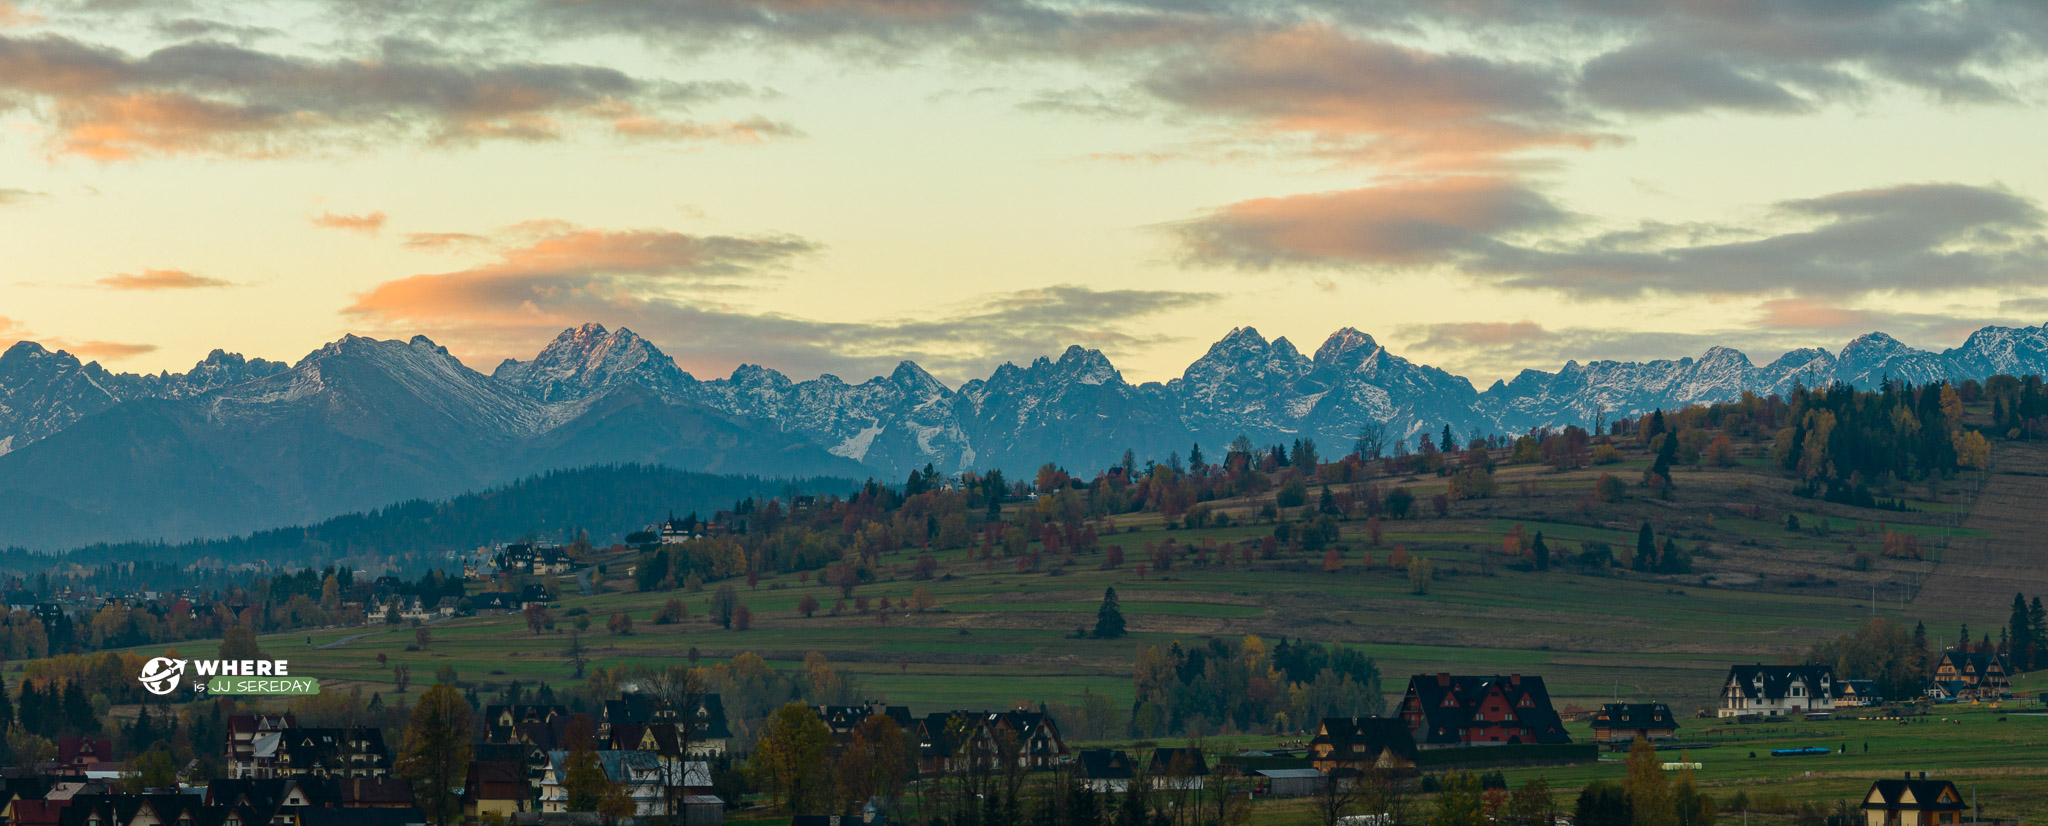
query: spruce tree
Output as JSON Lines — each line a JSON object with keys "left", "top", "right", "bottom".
{"left": 1092, "top": 587, "right": 1127, "bottom": 639}
{"left": 2031, "top": 598, "right": 2047, "bottom": 670}
{"left": 1634, "top": 522, "right": 1656, "bottom": 572}
{"left": 2010, "top": 593, "right": 2033, "bottom": 670}
{"left": 1532, "top": 532, "right": 1549, "bottom": 571}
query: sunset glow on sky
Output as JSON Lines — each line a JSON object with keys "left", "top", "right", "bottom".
{"left": 4, "top": 0, "right": 2047, "bottom": 385}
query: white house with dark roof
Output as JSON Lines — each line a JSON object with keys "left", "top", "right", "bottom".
{"left": 1718, "top": 664, "right": 1835, "bottom": 718}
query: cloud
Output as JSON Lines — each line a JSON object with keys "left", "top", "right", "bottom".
{"left": 1142, "top": 25, "right": 1597, "bottom": 170}
{"left": 0, "top": 186, "right": 46, "bottom": 204}
{"left": 1754, "top": 298, "right": 1875, "bottom": 330}
{"left": 1474, "top": 183, "right": 2048, "bottom": 299}
{"left": 403, "top": 231, "right": 490, "bottom": 251}
{"left": 347, "top": 223, "right": 821, "bottom": 331}
{"left": 1997, "top": 296, "right": 2048, "bottom": 317}
{"left": 346, "top": 220, "right": 1217, "bottom": 382}
{"left": 95, "top": 268, "right": 232, "bottom": 290}
{"left": 1403, "top": 320, "right": 1551, "bottom": 351}
{"left": 59, "top": 339, "right": 157, "bottom": 360}
{"left": 606, "top": 111, "right": 799, "bottom": 143}
{"left": 0, "top": 33, "right": 770, "bottom": 160}
{"left": 311, "top": 210, "right": 388, "bottom": 234}
{"left": 1579, "top": 44, "right": 1814, "bottom": 114}
{"left": 0, "top": 1, "right": 40, "bottom": 28}
{"left": 1175, "top": 176, "right": 1572, "bottom": 269}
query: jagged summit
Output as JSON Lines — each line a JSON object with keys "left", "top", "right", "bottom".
{"left": 7, "top": 320, "right": 2048, "bottom": 547}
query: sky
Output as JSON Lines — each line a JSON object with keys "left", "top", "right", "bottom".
{"left": 3, "top": 0, "right": 2048, "bottom": 387}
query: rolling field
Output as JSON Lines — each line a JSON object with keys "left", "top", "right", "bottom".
{"left": 66, "top": 427, "right": 2048, "bottom": 820}
{"left": 237, "top": 443, "right": 2000, "bottom": 718}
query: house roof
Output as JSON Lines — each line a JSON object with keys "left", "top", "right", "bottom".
{"left": 1938, "top": 651, "right": 2009, "bottom": 677}
{"left": 1312, "top": 717, "right": 1418, "bottom": 761}
{"left": 464, "top": 762, "right": 529, "bottom": 802}
{"left": 295, "top": 806, "right": 429, "bottom": 826}
{"left": 1865, "top": 778, "right": 1965, "bottom": 811}
{"left": 56, "top": 739, "right": 113, "bottom": 767}
{"left": 1149, "top": 748, "right": 1209, "bottom": 776}
{"left": 1723, "top": 665, "right": 1834, "bottom": 701}
{"left": 338, "top": 778, "right": 414, "bottom": 806}
{"left": 1403, "top": 674, "right": 1570, "bottom": 745}
{"left": 1593, "top": 703, "right": 1679, "bottom": 731}
{"left": 1075, "top": 749, "right": 1133, "bottom": 781}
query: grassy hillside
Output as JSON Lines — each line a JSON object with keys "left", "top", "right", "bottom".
{"left": 59, "top": 405, "right": 2048, "bottom": 819}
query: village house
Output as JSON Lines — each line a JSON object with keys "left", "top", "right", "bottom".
{"left": 1839, "top": 680, "right": 1886, "bottom": 708}
{"left": 497, "top": 544, "right": 574, "bottom": 577}
{"left": 1717, "top": 664, "right": 1836, "bottom": 718}
{"left": 1925, "top": 651, "right": 2011, "bottom": 701}
{"left": 1589, "top": 703, "right": 1679, "bottom": 747}
{"left": 1395, "top": 673, "right": 1571, "bottom": 749}
{"left": 1075, "top": 749, "right": 1136, "bottom": 793}
{"left": 462, "top": 762, "right": 530, "bottom": 821}
{"left": 52, "top": 739, "right": 116, "bottom": 777}
{"left": 1862, "top": 774, "right": 1966, "bottom": 825}
{"left": 1147, "top": 748, "right": 1210, "bottom": 791}
{"left": 226, "top": 715, "right": 298, "bottom": 776}
{"left": 234, "top": 728, "right": 390, "bottom": 780}
{"left": 1307, "top": 717, "right": 1418, "bottom": 773}
{"left": 913, "top": 710, "right": 1068, "bottom": 775}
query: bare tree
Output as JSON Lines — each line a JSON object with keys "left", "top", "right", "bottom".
{"left": 1312, "top": 769, "right": 1364, "bottom": 826}
{"left": 644, "top": 664, "right": 706, "bottom": 819}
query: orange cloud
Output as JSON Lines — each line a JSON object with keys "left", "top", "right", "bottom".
{"left": 610, "top": 113, "right": 800, "bottom": 144}
{"left": 1178, "top": 176, "right": 1570, "bottom": 268}
{"left": 1756, "top": 298, "right": 1874, "bottom": 329}
{"left": 348, "top": 225, "right": 817, "bottom": 329}
{"left": 1145, "top": 25, "right": 1600, "bottom": 171}
{"left": 403, "top": 232, "right": 490, "bottom": 252}
{"left": 311, "top": 211, "right": 388, "bottom": 234}
{"left": 0, "top": 2, "right": 40, "bottom": 28}
{"left": 61, "top": 340, "right": 157, "bottom": 360}
{"left": 0, "top": 34, "right": 771, "bottom": 161}
{"left": 97, "top": 268, "right": 232, "bottom": 290}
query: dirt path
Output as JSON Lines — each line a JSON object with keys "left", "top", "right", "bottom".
{"left": 1913, "top": 440, "right": 2048, "bottom": 615}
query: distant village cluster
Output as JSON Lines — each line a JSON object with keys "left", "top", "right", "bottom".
{"left": 0, "top": 655, "right": 2005, "bottom": 826}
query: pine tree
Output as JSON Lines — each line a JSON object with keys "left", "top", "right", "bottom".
{"left": 1440, "top": 425, "right": 1456, "bottom": 453}
{"left": 1635, "top": 522, "right": 1656, "bottom": 572}
{"left": 1532, "top": 532, "right": 1550, "bottom": 571}
{"left": 1092, "top": 587, "right": 1127, "bottom": 639}
{"left": 2031, "top": 598, "right": 2047, "bottom": 670}
{"left": 1912, "top": 621, "right": 1930, "bottom": 675}
{"left": 1188, "top": 443, "right": 1204, "bottom": 470}
{"left": 2009, "top": 593, "right": 2033, "bottom": 672}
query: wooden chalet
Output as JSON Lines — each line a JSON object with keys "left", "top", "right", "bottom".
{"left": 1589, "top": 703, "right": 1679, "bottom": 746}
{"left": 1863, "top": 775, "right": 1966, "bottom": 825}
{"left": 1396, "top": 673, "right": 1570, "bottom": 749}
{"left": 1928, "top": 652, "right": 2010, "bottom": 700}
{"left": 1307, "top": 717, "right": 1417, "bottom": 773}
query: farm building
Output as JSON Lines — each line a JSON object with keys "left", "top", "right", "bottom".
{"left": 1717, "top": 664, "right": 1836, "bottom": 718}
{"left": 1395, "top": 673, "right": 1570, "bottom": 748}
{"left": 1589, "top": 703, "right": 1679, "bottom": 746}
{"left": 1862, "top": 775, "right": 1965, "bottom": 825}
{"left": 1254, "top": 769, "right": 1326, "bottom": 798}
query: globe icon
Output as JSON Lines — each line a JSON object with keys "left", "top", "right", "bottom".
{"left": 138, "top": 657, "right": 186, "bottom": 695}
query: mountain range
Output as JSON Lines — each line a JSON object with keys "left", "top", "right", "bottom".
{"left": 4, "top": 321, "right": 2047, "bottom": 550}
